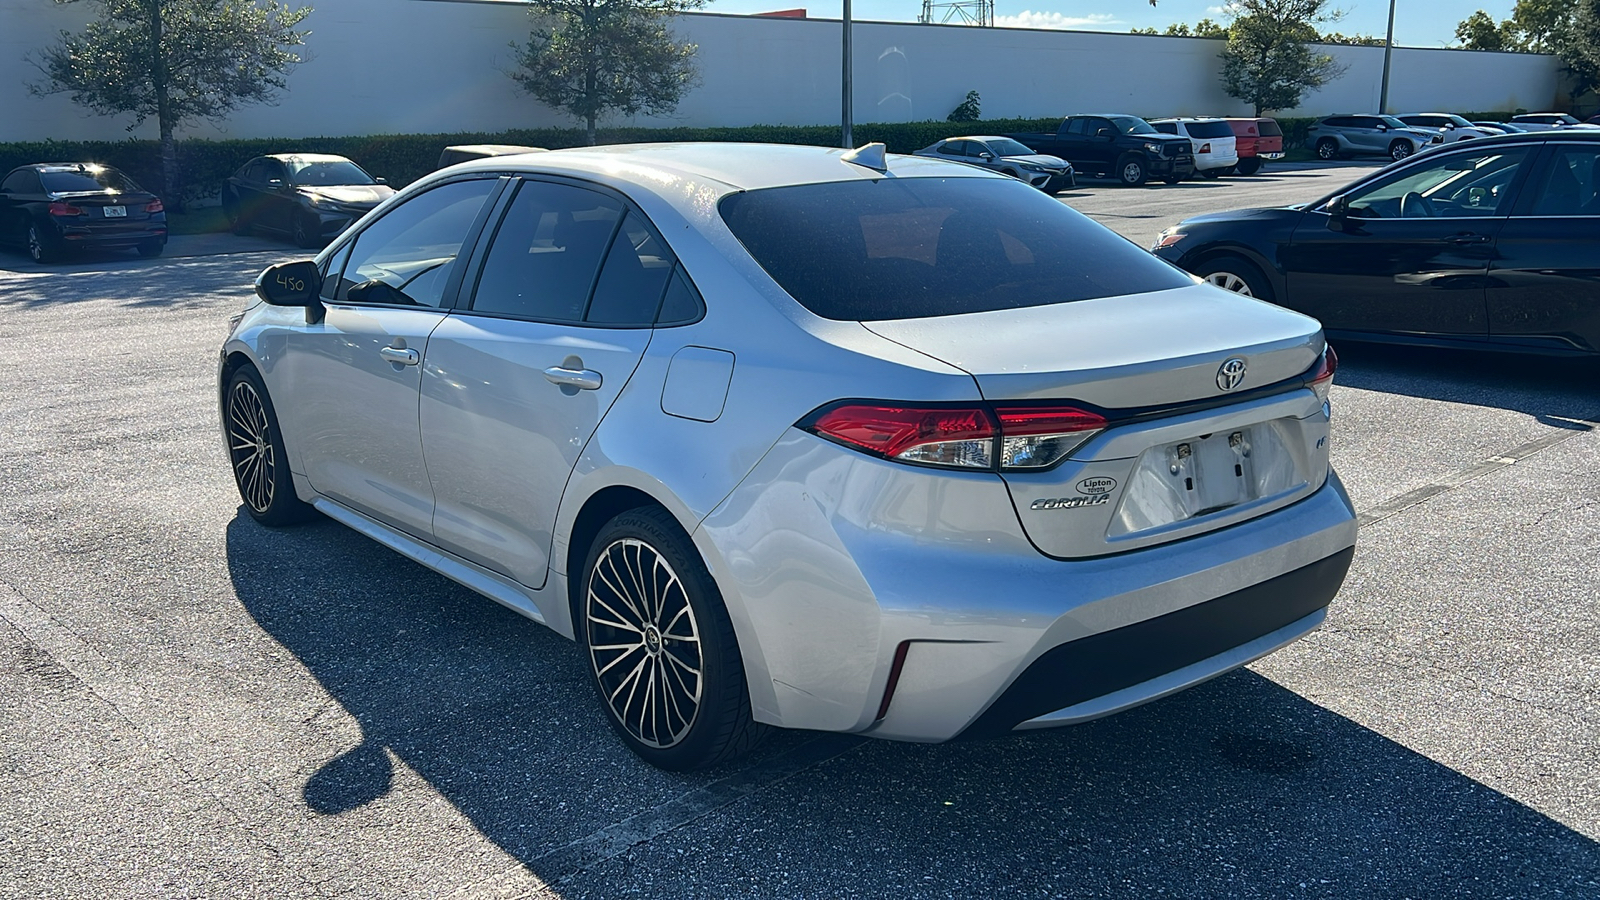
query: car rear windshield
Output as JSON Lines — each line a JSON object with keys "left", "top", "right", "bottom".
{"left": 1257, "top": 119, "right": 1283, "bottom": 136}
{"left": 40, "top": 168, "right": 143, "bottom": 194}
{"left": 1184, "top": 121, "right": 1234, "bottom": 139}
{"left": 718, "top": 177, "right": 1193, "bottom": 321}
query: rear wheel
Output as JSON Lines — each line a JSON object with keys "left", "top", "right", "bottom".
{"left": 1194, "top": 255, "right": 1274, "bottom": 302}
{"left": 1199, "top": 167, "right": 1222, "bottom": 180}
{"left": 225, "top": 365, "right": 316, "bottom": 527}
{"left": 580, "top": 507, "right": 764, "bottom": 770}
{"left": 1236, "top": 157, "right": 1263, "bottom": 176}
{"left": 1116, "top": 154, "right": 1148, "bottom": 187}
{"left": 26, "top": 224, "right": 57, "bottom": 263}
{"left": 1162, "top": 175, "right": 1183, "bottom": 185}
{"left": 1315, "top": 138, "right": 1339, "bottom": 161}
{"left": 136, "top": 240, "right": 164, "bottom": 258}
{"left": 1389, "top": 140, "right": 1414, "bottom": 162}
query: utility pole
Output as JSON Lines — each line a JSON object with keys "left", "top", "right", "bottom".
{"left": 1378, "top": 0, "right": 1396, "bottom": 114}
{"left": 841, "top": 0, "right": 853, "bottom": 148}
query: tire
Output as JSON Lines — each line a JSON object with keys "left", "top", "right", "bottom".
{"left": 1199, "top": 167, "right": 1221, "bottom": 180}
{"left": 1194, "top": 254, "right": 1274, "bottom": 302}
{"left": 291, "top": 214, "right": 320, "bottom": 249}
{"left": 1236, "top": 157, "right": 1263, "bottom": 176}
{"left": 1116, "top": 154, "right": 1148, "bottom": 187}
{"left": 1315, "top": 138, "right": 1339, "bottom": 161}
{"left": 1389, "top": 140, "right": 1414, "bottom": 162}
{"left": 225, "top": 365, "right": 316, "bottom": 527}
{"left": 136, "top": 240, "right": 164, "bottom": 258}
{"left": 1162, "top": 175, "right": 1183, "bottom": 185}
{"left": 26, "top": 223, "right": 57, "bottom": 264}
{"left": 580, "top": 506, "right": 765, "bottom": 770}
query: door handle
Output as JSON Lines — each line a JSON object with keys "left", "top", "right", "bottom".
{"left": 1443, "top": 233, "right": 1491, "bottom": 244}
{"left": 542, "top": 365, "right": 602, "bottom": 391}
{"left": 379, "top": 346, "right": 419, "bottom": 366}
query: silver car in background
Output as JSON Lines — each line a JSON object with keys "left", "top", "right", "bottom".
{"left": 220, "top": 143, "right": 1357, "bottom": 770}
{"left": 913, "top": 136, "right": 1075, "bottom": 190}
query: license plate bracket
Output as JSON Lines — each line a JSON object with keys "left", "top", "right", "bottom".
{"left": 102, "top": 206, "right": 126, "bottom": 218}
{"left": 1108, "top": 421, "right": 1305, "bottom": 538}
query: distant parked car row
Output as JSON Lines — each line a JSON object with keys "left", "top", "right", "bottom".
{"left": 1309, "top": 112, "right": 1600, "bottom": 162}
{"left": 999, "top": 114, "right": 1286, "bottom": 186}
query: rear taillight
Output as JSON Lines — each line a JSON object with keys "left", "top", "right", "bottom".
{"left": 1198, "top": 142, "right": 1212, "bottom": 154}
{"left": 48, "top": 201, "right": 83, "bottom": 217}
{"left": 1308, "top": 345, "right": 1338, "bottom": 406}
{"left": 145, "top": 198, "right": 164, "bottom": 213}
{"left": 802, "top": 402, "right": 1105, "bottom": 471}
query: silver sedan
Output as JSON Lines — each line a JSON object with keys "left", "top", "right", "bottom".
{"left": 913, "top": 136, "right": 1076, "bottom": 190}
{"left": 220, "top": 142, "right": 1357, "bottom": 769}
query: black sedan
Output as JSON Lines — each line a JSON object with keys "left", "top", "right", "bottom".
{"left": 912, "top": 136, "right": 1075, "bottom": 191}
{"left": 222, "top": 154, "right": 394, "bottom": 248}
{"left": 1153, "top": 130, "right": 1600, "bottom": 356}
{"left": 0, "top": 163, "right": 167, "bottom": 263}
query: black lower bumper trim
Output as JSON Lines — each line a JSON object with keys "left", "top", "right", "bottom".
{"left": 960, "top": 546, "right": 1355, "bottom": 739}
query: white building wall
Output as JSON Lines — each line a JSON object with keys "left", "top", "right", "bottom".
{"left": 0, "top": 0, "right": 1564, "bottom": 143}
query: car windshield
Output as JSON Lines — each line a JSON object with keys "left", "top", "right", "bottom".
{"left": 1380, "top": 117, "right": 1410, "bottom": 130}
{"left": 39, "top": 167, "right": 143, "bottom": 194}
{"left": 1445, "top": 115, "right": 1474, "bottom": 127}
{"left": 1184, "top": 120, "right": 1234, "bottom": 139}
{"left": 1559, "top": 115, "right": 1581, "bottom": 125}
{"left": 287, "top": 159, "right": 375, "bottom": 186}
{"left": 719, "top": 177, "right": 1193, "bottom": 321}
{"left": 1111, "top": 116, "right": 1157, "bottom": 135}
{"left": 985, "top": 139, "right": 1036, "bottom": 156}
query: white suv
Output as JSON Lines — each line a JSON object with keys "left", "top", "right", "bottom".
{"left": 1150, "top": 118, "right": 1239, "bottom": 179}
{"left": 1395, "top": 113, "right": 1495, "bottom": 145}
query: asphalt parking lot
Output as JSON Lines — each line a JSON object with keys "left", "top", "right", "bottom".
{"left": 1, "top": 162, "right": 1597, "bottom": 898}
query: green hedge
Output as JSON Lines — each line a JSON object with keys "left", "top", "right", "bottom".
{"left": 0, "top": 112, "right": 1520, "bottom": 204}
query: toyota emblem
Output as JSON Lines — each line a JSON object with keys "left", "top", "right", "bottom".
{"left": 1216, "top": 357, "right": 1247, "bottom": 391}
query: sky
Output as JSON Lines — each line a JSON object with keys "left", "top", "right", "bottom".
{"left": 697, "top": 0, "right": 1521, "bottom": 50}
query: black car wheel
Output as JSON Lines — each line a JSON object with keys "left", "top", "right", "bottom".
{"left": 580, "top": 506, "right": 765, "bottom": 770}
{"left": 1236, "top": 157, "right": 1263, "bottom": 176}
{"left": 1117, "top": 155, "right": 1148, "bottom": 187}
{"left": 225, "top": 365, "right": 317, "bottom": 527}
{"left": 26, "top": 223, "right": 57, "bottom": 264}
{"left": 227, "top": 200, "right": 252, "bottom": 236}
{"left": 1195, "top": 255, "right": 1274, "bottom": 302}
{"left": 1162, "top": 175, "right": 1183, "bottom": 185}
{"left": 291, "top": 214, "right": 320, "bottom": 249}
{"left": 1389, "top": 140, "right": 1414, "bottom": 162}
{"left": 1315, "top": 139, "right": 1340, "bottom": 161}
{"left": 137, "top": 240, "right": 165, "bottom": 258}
{"left": 1199, "top": 167, "right": 1222, "bottom": 180}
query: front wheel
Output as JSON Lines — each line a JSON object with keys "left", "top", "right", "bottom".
{"left": 581, "top": 507, "right": 765, "bottom": 770}
{"left": 225, "top": 365, "right": 316, "bottom": 526}
{"left": 1389, "top": 140, "right": 1414, "bottom": 162}
{"left": 1194, "top": 255, "right": 1274, "bottom": 302}
{"left": 1116, "top": 155, "right": 1148, "bottom": 187}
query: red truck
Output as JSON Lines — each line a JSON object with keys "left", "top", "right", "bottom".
{"left": 1224, "top": 118, "right": 1284, "bottom": 175}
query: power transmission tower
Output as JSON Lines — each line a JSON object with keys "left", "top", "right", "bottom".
{"left": 918, "top": 0, "right": 994, "bottom": 27}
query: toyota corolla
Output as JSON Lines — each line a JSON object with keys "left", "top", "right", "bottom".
{"left": 220, "top": 142, "right": 1357, "bottom": 770}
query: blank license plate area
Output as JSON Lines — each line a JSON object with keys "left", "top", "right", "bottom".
{"left": 1109, "top": 423, "right": 1303, "bottom": 537}
{"left": 102, "top": 206, "right": 126, "bottom": 217}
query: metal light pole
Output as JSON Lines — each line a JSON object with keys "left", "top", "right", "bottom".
{"left": 841, "top": 0, "right": 854, "bottom": 148}
{"left": 1378, "top": 0, "right": 1396, "bottom": 114}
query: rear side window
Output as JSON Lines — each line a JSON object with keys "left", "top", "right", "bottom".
{"left": 1525, "top": 147, "right": 1600, "bottom": 216}
{"left": 470, "top": 181, "right": 623, "bottom": 322}
{"left": 2, "top": 170, "right": 41, "bottom": 193}
{"left": 585, "top": 211, "right": 679, "bottom": 325}
{"left": 1153, "top": 122, "right": 1177, "bottom": 135}
{"left": 1185, "top": 120, "right": 1233, "bottom": 139}
{"left": 719, "top": 177, "right": 1192, "bottom": 321}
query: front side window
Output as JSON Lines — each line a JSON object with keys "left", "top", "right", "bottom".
{"left": 720, "top": 176, "right": 1192, "bottom": 321}
{"left": 1525, "top": 148, "right": 1600, "bottom": 216}
{"left": 469, "top": 181, "right": 623, "bottom": 321}
{"left": 334, "top": 178, "right": 497, "bottom": 306}
{"left": 1339, "top": 148, "right": 1528, "bottom": 218}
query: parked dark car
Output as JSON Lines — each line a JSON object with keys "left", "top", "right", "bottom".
{"left": 435, "top": 144, "right": 546, "bottom": 169}
{"left": 1152, "top": 131, "right": 1600, "bottom": 356}
{"left": 911, "top": 136, "right": 1075, "bottom": 190}
{"left": 0, "top": 163, "right": 167, "bottom": 263}
{"left": 222, "top": 154, "right": 395, "bottom": 248}
{"left": 1007, "top": 115, "right": 1193, "bottom": 186}
{"left": 1223, "top": 117, "right": 1284, "bottom": 175}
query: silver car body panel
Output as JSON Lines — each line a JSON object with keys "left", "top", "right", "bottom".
{"left": 221, "top": 142, "right": 1357, "bottom": 744}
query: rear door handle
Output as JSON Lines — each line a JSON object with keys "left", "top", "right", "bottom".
{"left": 1443, "top": 233, "right": 1491, "bottom": 244}
{"left": 379, "top": 346, "right": 419, "bottom": 366}
{"left": 543, "top": 365, "right": 602, "bottom": 391}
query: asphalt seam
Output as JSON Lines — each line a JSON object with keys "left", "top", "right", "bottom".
{"left": 1355, "top": 420, "right": 1598, "bottom": 528}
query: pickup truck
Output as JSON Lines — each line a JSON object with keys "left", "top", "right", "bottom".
{"left": 1007, "top": 115, "right": 1194, "bottom": 186}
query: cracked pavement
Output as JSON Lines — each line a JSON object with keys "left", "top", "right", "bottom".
{"left": 1, "top": 166, "right": 1597, "bottom": 898}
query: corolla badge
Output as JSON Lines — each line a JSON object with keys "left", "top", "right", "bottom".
{"left": 1216, "top": 357, "right": 1248, "bottom": 391}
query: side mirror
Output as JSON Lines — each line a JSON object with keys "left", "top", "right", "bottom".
{"left": 1376, "top": 124, "right": 1388, "bottom": 131}
{"left": 255, "top": 260, "right": 322, "bottom": 307}
{"left": 267, "top": 178, "right": 284, "bottom": 188}
{"left": 345, "top": 279, "right": 412, "bottom": 305}
{"left": 978, "top": 151, "right": 994, "bottom": 159}
{"left": 1325, "top": 194, "right": 1350, "bottom": 220}
{"left": 374, "top": 177, "right": 387, "bottom": 185}
{"left": 1096, "top": 128, "right": 1115, "bottom": 138}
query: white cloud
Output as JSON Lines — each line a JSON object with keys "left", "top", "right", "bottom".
{"left": 994, "top": 11, "right": 1123, "bottom": 29}
{"left": 1206, "top": 5, "right": 1229, "bottom": 14}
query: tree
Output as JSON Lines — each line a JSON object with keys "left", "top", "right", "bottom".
{"left": 947, "top": 90, "right": 981, "bottom": 123}
{"left": 1220, "top": 0, "right": 1346, "bottom": 115}
{"left": 31, "top": 0, "right": 311, "bottom": 205}
{"left": 1455, "top": 10, "right": 1517, "bottom": 50}
{"left": 1554, "top": 0, "right": 1600, "bottom": 100}
{"left": 1318, "top": 31, "right": 1385, "bottom": 45}
{"left": 512, "top": 0, "right": 702, "bottom": 146}
{"left": 1453, "top": 0, "right": 1576, "bottom": 52}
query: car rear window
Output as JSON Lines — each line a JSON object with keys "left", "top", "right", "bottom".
{"left": 1257, "top": 119, "right": 1283, "bottom": 136}
{"left": 1185, "top": 121, "right": 1234, "bottom": 139}
{"left": 718, "top": 177, "right": 1192, "bottom": 321}
{"left": 40, "top": 168, "right": 143, "bottom": 194}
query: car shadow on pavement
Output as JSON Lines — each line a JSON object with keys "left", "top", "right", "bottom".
{"left": 225, "top": 513, "right": 1600, "bottom": 897}
{"left": 0, "top": 251, "right": 291, "bottom": 308}
{"left": 1332, "top": 342, "right": 1600, "bottom": 426}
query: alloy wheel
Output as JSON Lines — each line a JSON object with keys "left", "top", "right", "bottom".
{"left": 1204, "top": 271, "right": 1254, "bottom": 297}
{"left": 586, "top": 538, "right": 704, "bottom": 749}
{"left": 227, "top": 379, "right": 277, "bottom": 514}
{"left": 27, "top": 226, "right": 45, "bottom": 263}
{"left": 1391, "top": 142, "right": 1413, "bottom": 161}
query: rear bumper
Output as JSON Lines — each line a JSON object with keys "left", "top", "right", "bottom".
{"left": 54, "top": 221, "right": 166, "bottom": 248}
